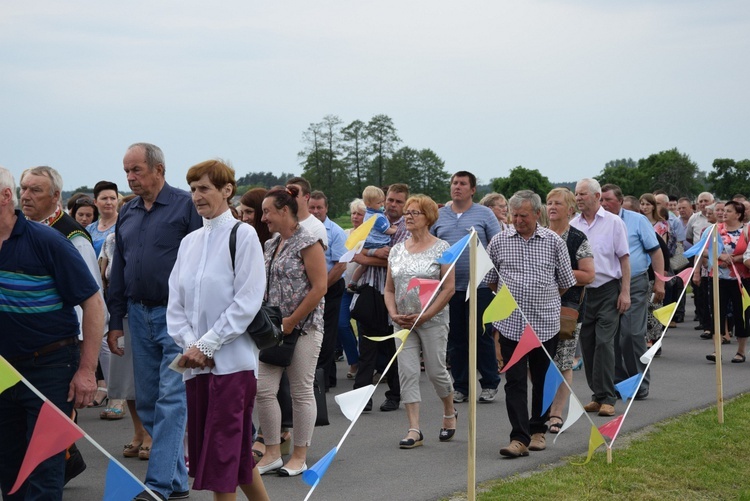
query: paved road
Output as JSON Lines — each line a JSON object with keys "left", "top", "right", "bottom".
{"left": 65, "top": 319, "right": 750, "bottom": 500}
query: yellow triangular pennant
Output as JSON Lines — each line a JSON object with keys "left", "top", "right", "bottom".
{"left": 345, "top": 216, "right": 377, "bottom": 250}
{"left": 0, "top": 356, "right": 21, "bottom": 394}
{"left": 742, "top": 286, "right": 750, "bottom": 323}
{"left": 653, "top": 303, "right": 677, "bottom": 327}
{"left": 482, "top": 284, "right": 518, "bottom": 324}
{"left": 572, "top": 426, "right": 606, "bottom": 465}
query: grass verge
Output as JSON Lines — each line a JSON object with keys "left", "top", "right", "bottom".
{"left": 455, "top": 393, "right": 750, "bottom": 500}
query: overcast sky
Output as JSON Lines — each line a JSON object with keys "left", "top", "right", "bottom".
{"left": 1, "top": 0, "right": 748, "bottom": 193}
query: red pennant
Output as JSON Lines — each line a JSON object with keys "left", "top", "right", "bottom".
{"left": 597, "top": 415, "right": 624, "bottom": 440}
{"left": 500, "top": 324, "right": 541, "bottom": 373}
{"left": 10, "top": 401, "right": 84, "bottom": 494}
{"left": 406, "top": 278, "right": 440, "bottom": 309}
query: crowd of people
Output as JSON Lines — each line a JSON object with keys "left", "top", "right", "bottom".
{"left": 2, "top": 145, "right": 749, "bottom": 499}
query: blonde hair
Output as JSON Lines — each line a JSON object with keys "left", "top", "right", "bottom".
{"left": 362, "top": 185, "right": 385, "bottom": 205}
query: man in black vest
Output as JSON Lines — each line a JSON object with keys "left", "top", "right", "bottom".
{"left": 19, "top": 166, "right": 104, "bottom": 485}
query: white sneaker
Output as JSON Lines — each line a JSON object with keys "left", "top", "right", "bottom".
{"left": 478, "top": 388, "right": 498, "bottom": 403}
{"left": 453, "top": 391, "right": 468, "bottom": 403}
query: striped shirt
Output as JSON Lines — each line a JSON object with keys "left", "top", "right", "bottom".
{"left": 0, "top": 211, "right": 99, "bottom": 358}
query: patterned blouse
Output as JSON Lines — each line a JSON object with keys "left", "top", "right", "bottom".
{"left": 388, "top": 238, "right": 450, "bottom": 327}
{"left": 264, "top": 226, "right": 325, "bottom": 333}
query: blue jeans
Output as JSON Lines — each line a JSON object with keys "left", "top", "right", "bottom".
{"left": 128, "top": 301, "right": 189, "bottom": 498}
{"left": 0, "top": 344, "right": 79, "bottom": 500}
{"left": 448, "top": 288, "right": 501, "bottom": 395}
{"left": 337, "top": 291, "right": 359, "bottom": 366}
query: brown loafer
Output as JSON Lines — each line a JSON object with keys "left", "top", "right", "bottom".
{"left": 598, "top": 404, "right": 616, "bottom": 416}
{"left": 583, "top": 401, "right": 601, "bottom": 413}
{"left": 499, "top": 440, "right": 529, "bottom": 458}
{"left": 529, "top": 433, "right": 546, "bottom": 451}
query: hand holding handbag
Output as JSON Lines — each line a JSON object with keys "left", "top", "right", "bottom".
{"left": 229, "top": 222, "right": 283, "bottom": 351}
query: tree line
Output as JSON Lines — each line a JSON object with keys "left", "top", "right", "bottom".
{"left": 490, "top": 148, "right": 750, "bottom": 202}
{"left": 296, "top": 114, "right": 451, "bottom": 217}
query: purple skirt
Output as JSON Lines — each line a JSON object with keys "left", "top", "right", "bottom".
{"left": 186, "top": 370, "right": 257, "bottom": 492}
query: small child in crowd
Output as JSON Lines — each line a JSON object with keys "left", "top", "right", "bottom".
{"left": 348, "top": 185, "right": 396, "bottom": 291}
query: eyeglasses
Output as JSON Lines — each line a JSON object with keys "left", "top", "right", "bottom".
{"left": 494, "top": 204, "right": 507, "bottom": 210}
{"left": 403, "top": 210, "right": 425, "bottom": 217}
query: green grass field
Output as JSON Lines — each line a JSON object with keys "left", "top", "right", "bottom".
{"left": 449, "top": 394, "right": 750, "bottom": 500}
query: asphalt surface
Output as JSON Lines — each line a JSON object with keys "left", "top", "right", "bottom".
{"left": 66, "top": 318, "right": 750, "bottom": 500}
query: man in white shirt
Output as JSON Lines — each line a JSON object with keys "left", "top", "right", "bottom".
{"left": 570, "top": 178, "right": 630, "bottom": 417}
{"left": 286, "top": 177, "right": 328, "bottom": 248}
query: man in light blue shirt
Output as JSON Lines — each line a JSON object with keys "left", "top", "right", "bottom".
{"left": 309, "top": 191, "right": 348, "bottom": 389}
{"left": 601, "top": 184, "right": 665, "bottom": 400}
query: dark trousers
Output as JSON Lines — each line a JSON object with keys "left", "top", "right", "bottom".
{"left": 354, "top": 323, "right": 400, "bottom": 403}
{"left": 318, "top": 279, "right": 345, "bottom": 389}
{"left": 711, "top": 279, "right": 748, "bottom": 338}
{"left": 447, "top": 289, "right": 501, "bottom": 395}
{"left": 500, "top": 334, "right": 558, "bottom": 446}
{"left": 0, "top": 344, "right": 79, "bottom": 500}
{"left": 580, "top": 279, "right": 620, "bottom": 406}
{"left": 615, "top": 272, "right": 650, "bottom": 391}
{"left": 696, "top": 276, "right": 712, "bottom": 329}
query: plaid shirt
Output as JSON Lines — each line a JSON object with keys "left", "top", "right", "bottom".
{"left": 484, "top": 225, "right": 576, "bottom": 342}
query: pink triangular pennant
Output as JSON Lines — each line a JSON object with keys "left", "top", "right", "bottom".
{"left": 653, "top": 271, "right": 674, "bottom": 283}
{"left": 500, "top": 324, "right": 541, "bottom": 373}
{"left": 10, "top": 401, "right": 84, "bottom": 494}
{"left": 677, "top": 267, "right": 692, "bottom": 285}
{"left": 597, "top": 415, "right": 624, "bottom": 440}
{"left": 406, "top": 278, "right": 440, "bottom": 309}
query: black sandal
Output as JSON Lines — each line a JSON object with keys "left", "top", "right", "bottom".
{"left": 399, "top": 429, "right": 423, "bottom": 449}
{"left": 548, "top": 416, "right": 564, "bottom": 434}
{"left": 252, "top": 436, "right": 265, "bottom": 462}
{"left": 732, "top": 353, "right": 746, "bottom": 363}
{"left": 439, "top": 410, "right": 458, "bottom": 442}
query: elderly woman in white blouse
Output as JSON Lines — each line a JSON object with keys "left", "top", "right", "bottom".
{"left": 167, "top": 160, "right": 269, "bottom": 501}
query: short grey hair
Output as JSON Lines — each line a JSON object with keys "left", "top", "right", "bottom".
{"left": 128, "top": 142, "right": 165, "bottom": 173}
{"left": 20, "top": 166, "right": 63, "bottom": 202}
{"left": 577, "top": 178, "right": 601, "bottom": 196}
{"left": 349, "top": 197, "right": 365, "bottom": 214}
{"left": 509, "top": 190, "right": 542, "bottom": 213}
{"left": 0, "top": 166, "right": 18, "bottom": 207}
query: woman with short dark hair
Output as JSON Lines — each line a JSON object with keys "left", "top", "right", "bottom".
{"left": 167, "top": 159, "right": 269, "bottom": 499}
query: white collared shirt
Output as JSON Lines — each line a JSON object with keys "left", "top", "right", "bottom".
{"left": 167, "top": 210, "right": 266, "bottom": 379}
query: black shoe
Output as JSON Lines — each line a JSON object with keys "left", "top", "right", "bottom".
{"left": 64, "top": 444, "right": 86, "bottom": 485}
{"left": 675, "top": 315, "right": 684, "bottom": 323}
{"left": 363, "top": 398, "right": 373, "bottom": 412}
{"left": 169, "top": 490, "right": 190, "bottom": 500}
{"left": 133, "top": 490, "right": 167, "bottom": 501}
{"left": 380, "top": 399, "right": 399, "bottom": 412}
{"left": 695, "top": 325, "right": 707, "bottom": 331}
{"left": 700, "top": 331, "right": 713, "bottom": 339}
{"left": 635, "top": 389, "right": 649, "bottom": 400}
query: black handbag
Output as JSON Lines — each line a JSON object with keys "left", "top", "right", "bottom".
{"left": 259, "top": 327, "right": 301, "bottom": 367}
{"left": 350, "top": 284, "right": 390, "bottom": 332}
{"left": 229, "top": 222, "right": 283, "bottom": 351}
{"left": 277, "top": 367, "right": 329, "bottom": 426}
